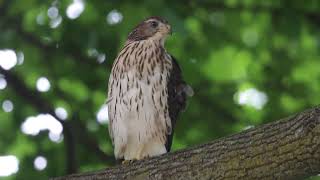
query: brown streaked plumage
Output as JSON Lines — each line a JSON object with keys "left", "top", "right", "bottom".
{"left": 107, "top": 16, "right": 193, "bottom": 161}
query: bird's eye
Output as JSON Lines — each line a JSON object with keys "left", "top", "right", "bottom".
{"left": 151, "top": 21, "right": 158, "bottom": 28}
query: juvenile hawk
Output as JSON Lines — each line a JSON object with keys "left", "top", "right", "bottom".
{"left": 107, "top": 16, "right": 193, "bottom": 161}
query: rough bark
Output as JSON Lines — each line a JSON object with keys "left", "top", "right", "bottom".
{"left": 53, "top": 107, "right": 320, "bottom": 180}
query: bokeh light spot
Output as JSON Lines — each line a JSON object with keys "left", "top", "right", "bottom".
{"left": 16, "top": 51, "right": 24, "bottom": 65}
{"left": 21, "top": 114, "right": 63, "bottom": 137}
{"left": 50, "top": 15, "right": 63, "bottom": 29}
{"left": 96, "top": 104, "right": 108, "bottom": 124}
{"left": 66, "top": 0, "right": 85, "bottom": 19}
{"left": 0, "top": 77, "right": 7, "bottom": 90}
{"left": 47, "top": 6, "right": 59, "bottom": 19}
{"left": 0, "top": 49, "right": 17, "bottom": 70}
{"left": 236, "top": 88, "right": 268, "bottom": 110}
{"left": 0, "top": 155, "right": 19, "bottom": 177}
{"left": 2, "top": 100, "right": 13, "bottom": 112}
{"left": 48, "top": 132, "right": 63, "bottom": 143}
{"left": 106, "top": 10, "right": 123, "bottom": 25}
{"left": 55, "top": 107, "right": 68, "bottom": 120}
{"left": 87, "top": 48, "right": 98, "bottom": 57}
{"left": 36, "top": 77, "right": 51, "bottom": 92}
{"left": 97, "top": 54, "right": 106, "bottom": 63}
{"left": 33, "top": 156, "right": 47, "bottom": 171}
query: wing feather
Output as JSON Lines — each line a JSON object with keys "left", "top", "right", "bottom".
{"left": 165, "top": 55, "right": 193, "bottom": 151}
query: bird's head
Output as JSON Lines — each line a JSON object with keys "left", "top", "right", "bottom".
{"left": 127, "top": 16, "right": 172, "bottom": 44}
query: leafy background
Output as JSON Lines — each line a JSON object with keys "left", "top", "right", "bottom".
{"left": 0, "top": 0, "right": 320, "bottom": 179}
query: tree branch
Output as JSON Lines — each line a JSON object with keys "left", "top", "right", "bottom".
{"left": 53, "top": 106, "right": 320, "bottom": 180}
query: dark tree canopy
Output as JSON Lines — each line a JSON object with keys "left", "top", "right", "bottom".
{"left": 0, "top": 0, "right": 320, "bottom": 179}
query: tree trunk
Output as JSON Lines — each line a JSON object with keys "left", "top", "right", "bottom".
{"left": 52, "top": 107, "right": 320, "bottom": 180}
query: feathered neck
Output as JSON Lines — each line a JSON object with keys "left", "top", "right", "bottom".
{"left": 125, "top": 37, "right": 165, "bottom": 49}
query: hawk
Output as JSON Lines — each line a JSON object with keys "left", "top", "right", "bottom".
{"left": 107, "top": 16, "right": 193, "bottom": 161}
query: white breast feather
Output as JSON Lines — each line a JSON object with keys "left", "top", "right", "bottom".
{"left": 108, "top": 40, "right": 172, "bottom": 160}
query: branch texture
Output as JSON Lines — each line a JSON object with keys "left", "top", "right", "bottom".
{"left": 53, "top": 106, "right": 320, "bottom": 180}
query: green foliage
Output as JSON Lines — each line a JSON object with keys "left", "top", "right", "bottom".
{"left": 0, "top": 0, "right": 320, "bottom": 179}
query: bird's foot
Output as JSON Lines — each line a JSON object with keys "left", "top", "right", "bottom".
{"left": 122, "top": 160, "right": 134, "bottom": 165}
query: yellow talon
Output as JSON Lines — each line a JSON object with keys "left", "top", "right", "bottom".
{"left": 122, "top": 160, "right": 129, "bottom": 165}
{"left": 122, "top": 160, "right": 135, "bottom": 165}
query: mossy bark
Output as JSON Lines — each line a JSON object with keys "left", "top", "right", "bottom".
{"left": 53, "top": 107, "right": 320, "bottom": 180}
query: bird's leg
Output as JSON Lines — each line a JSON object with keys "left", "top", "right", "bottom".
{"left": 122, "top": 142, "right": 146, "bottom": 165}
